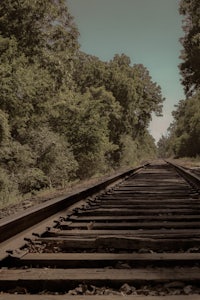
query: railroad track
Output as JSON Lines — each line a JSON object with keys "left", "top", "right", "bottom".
{"left": 1, "top": 161, "right": 200, "bottom": 299}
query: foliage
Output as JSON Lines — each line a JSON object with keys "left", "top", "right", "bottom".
{"left": 179, "top": 0, "right": 200, "bottom": 95}
{"left": 0, "top": 0, "right": 163, "bottom": 206}
{"left": 158, "top": 0, "right": 200, "bottom": 159}
{"left": 74, "top": 53, "right": 164, "bottom": 138}
{"left": 120, "top": 131, "right": 157, "bottom": 167}
{"left": 73, "top": 52, "right": 164, "bottom": 165}
{"left": 18, "top": 168, "right": 48, "bottom": 194}
{"left": 157, "top": 134, "right": 174, "bottom": 158}
{"left": 0, "top": 35, "right": 54, "bottom": 139}
{"left": 0, "top": 110, "right": 10, "bottom": 144}
{"left": 27, "top": 126, "right": 78, "bottom": 186}
{"left": 158, "top": 91, "right": 200, "bottom": 158}
{"left": 0, "top": 167, "right": 19, "bottom": 207}
{"left": 0, "top": 0, "right": 79, "bottom": 85}
{"left": 171, "top": 91, "right": 200, "bottom": 157}
{"left": 49, "top": 87, "right": 121, "bottom": 178}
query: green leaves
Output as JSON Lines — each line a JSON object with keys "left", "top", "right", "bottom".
{"left": 27, "top": 126, "right": 78, "bottom": 186}
{"left": 0, "top": 0, "right": 80, "bottom": 201}
{"left": 74, "top": 52, "right": 164, "bottom": 151}
{"left": 161, "top": 91, "right": 200, "bottom": 158}
{"left": 0, "top": 39, "right": 53, "bottom": 138}
{"left": 0, "top": 1, "right": 161, "bottom": 204}
{"left": 179, "top": 0, "right": 200, "bottom": 95}
{"left": 51, "top": 87, "right": 121, "bottom": 178}
{"left": 0, "top": 0, "right": 79, "bottom": 56}
{"left": 0, "top": 110, "right": 10, "bottom": 144}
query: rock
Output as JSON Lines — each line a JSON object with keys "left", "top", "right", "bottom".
{"left": 68, "top": 284, "right": 88, "bottom": 295}
{"left": 138, "top": 248, "right": 152, "bottom": 253}
{"left": 164, "top": 281, "right": 185, "bottom": 288}
{"left": 115, "top": 262, "right": 131, "bottom": 269}
{"left": 183, "top": 285, "right": 193, "bottom": 295}
{"left": 119, "top": 283, "right": 133, "bottom": 295}
{"left": 187, "top": 247, "right": 200, "bottom": 253}
{"left": 149, "top": 290, "right": 158, "bottom": 296}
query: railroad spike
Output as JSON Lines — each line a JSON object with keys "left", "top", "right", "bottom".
{"left": 32, "top": 232, "right": 40, "bottom": 237}
{"left": 24, "top": 237, "right": 33, "bottom": 243}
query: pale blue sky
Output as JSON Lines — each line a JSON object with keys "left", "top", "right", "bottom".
{"left": 67, "top": 0, "right": 185, "bottom": 142}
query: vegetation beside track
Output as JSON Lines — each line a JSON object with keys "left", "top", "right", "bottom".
{"left": 157, "top": 0, "right": 200, "bottom": 160}
{"left": 0, "top": 1, "right": 161, "bottom": 207}
{"left": 0, "top": 162, "right": 146, "bottom": 215}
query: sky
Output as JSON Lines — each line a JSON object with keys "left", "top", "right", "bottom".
{"left": 67, "top": 0, "right": 185, "bottom": 142}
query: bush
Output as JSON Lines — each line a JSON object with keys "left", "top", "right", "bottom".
{"left": 27, "top": 126, "right": 78, "bottom": 187}
{"left": 0, "top": 167, "right": 19, "bottom": 207}
{"left": 0, "top": 109, "right": 10, "bottom": 144}
{"left": 18, "top": 168, "right": 48, "bottom": 194}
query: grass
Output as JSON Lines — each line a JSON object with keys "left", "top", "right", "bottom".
{"left": 0, "top": 163, "right": 143, "bottom": 212}
{"left": 172, "top": 156, "right": 200, "bottom": 169}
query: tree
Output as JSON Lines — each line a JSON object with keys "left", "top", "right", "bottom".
{"left": 26, "top": 126, "right": 78, "bottom": 187}
{"left": 0, "top": 110, "right": 10, "bottom": 144}
{"left": 120, "top": 131, "right": 157, "bottom": 167}
{"left": 49, "top": 87, "right": 121, "bottom": 178}
{"left": 0, "top": 0, "right": 79, "bottom": 91}
{"left": 0, "top": 35, "right": 55, "bottom": 139}
{"left": 73, "top": 52, "right": 107, "bottom": 93}
{"left": 157, "top": 134, "right": 174, "bottom": 158}
{"left": 0, "top": 1, "right": 163, "bottom": 204}
{"left": 0, "top": 0, "right": 80, "bottom": 200}
{"left": 165, "top": 91, "right": 200, "bottom": 157}
{"left": 179, "top": 0, "right": 200, "bottom": 95}
{"left": 74, "top": 53, "right": 164, "bottom": 138}
{"left": 73, "top": 52, "right": 163, "bottom": 166}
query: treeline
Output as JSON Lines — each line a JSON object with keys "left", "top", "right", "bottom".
{"left": 158, "top": 0, "right": 200, "bottom": 159}
{"left": 0, "top": 0, "right": 164, "bottom": 205}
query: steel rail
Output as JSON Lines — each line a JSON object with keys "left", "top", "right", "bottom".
{"left": 166, "top": 160, "right": 200, "bottom": 191}
{"left": 1, "top": 161, "right": 200, "bottom": 298}
{"left": 0, "top": 164, "right": 147, "bottom": 244}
